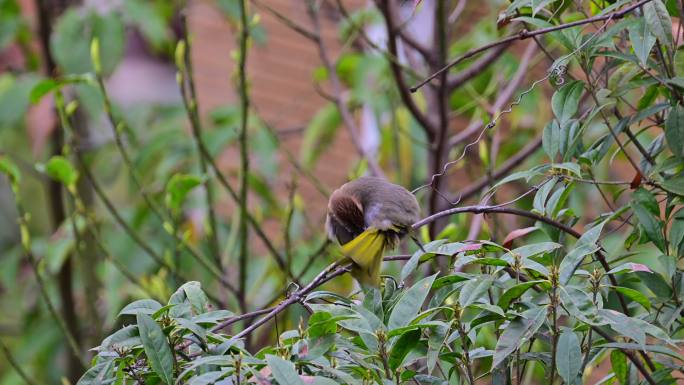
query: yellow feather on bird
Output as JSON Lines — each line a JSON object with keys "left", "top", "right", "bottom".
{"left": 325, "top": 177, "right": 421, "bottom": 287}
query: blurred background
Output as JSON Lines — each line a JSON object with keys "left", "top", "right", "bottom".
{"left": 0, "top": 0, "right": 648, "bottom": 383}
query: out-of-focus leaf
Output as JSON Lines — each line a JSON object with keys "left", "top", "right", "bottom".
{"left": 660, "top": 175, "right": 684, "bottom": 196}
{"left": 165, "top": 174, "right": 202, "bottom": 211}
{"left": 631, "top": 202, "right": 666, "bottom": 252}
{"left": 665, "top": 104, "right": 684, "bottom": 159}
{"left": 44, "top": 156, "right": 79, "bottom": 187}
{"left": 0, "top": 73, "right": 41, "bottom": 127}
{"left": 300, "top": 103, "right": 341, "bottom": 168}
{"left": 51, "top": 10, "right": 125, "bottom": 75}
{"left": 137, "top": 313, "right": 174, "bottom": 385}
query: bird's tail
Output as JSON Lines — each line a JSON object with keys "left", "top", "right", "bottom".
{"left": 341, "top": 228, "right": 388, "bottom": 287}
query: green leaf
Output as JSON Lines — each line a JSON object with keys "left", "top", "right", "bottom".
{"left": 631, "top": 202, "right": 666, "bottom": 252}
{"left": 628, "top": 18, "right": 656, "bottom": 67}
{"left": 118, "top": 299, "right": 163, "bottom": 316}
{"left": 556, "top": 329, "right": 582, "bottom": 385}
{"left": 193, "top": 310, "right": 234, "bottom": 325}
{"left": 388, "top": 328, "right": 421, "bottom": 370}
{"left": 180, "top": 281, "right": 209, "bottom": 315}
{"left": 44, "top": 156, "right": 79, "bottom": 187}
{"left": 0, "top": 74, "right": 41, "bottom": 127}
{"left": 552, "top": 81, "right": 584, "bottom": 125}
{"left": 661, "top": 175, "right": 684, "bottom": 196}
{"left": 400, "top": 240, "right": 445, "bottom": 282}
{"left": 665, "top": 104, "right": 684, "bottom": 159}
{"left": 559, "top": 222, "right": 605, "bottom": 285}
{"left": 610, "top": 286, "right": 651, "bottom": 310}
{"left": 165, "top": 174, "right": 202, "bottom": 211}
{"left": 100, "top": 325, "right": 140, "bottom": 351}
{"left": 29, "top": 79, "right": 59, "bottom": 104}
{"left": 300, "top": 103, "right": 341, "bottom": 168}
{"left": 458, "top": 275, "right": 494, "bottom": 308}
{"left": 0, "top": 156, "right": 21, "bottom": 185}
{"left": 610, "top": 350, "right": 628, "bottom": 385}
{"left": 492, "top": 307, "right": 546, "bottom": 368}
{"left": 137, "top": 313, "right": 174, "bottom": 385}
{"left": 388, "top": 274, "right": 437, "bottom": 331}
{"left": 636, "top": 271, "right": 672, "bottom": 298}
{"left": 670, "top": 208, "right": 684, "bottom": 254}
{"left": 643, "top": 0, "right": 673, "bottom": 47}
{"left": 266, "top": 354, "right": 304, "bottom": 385}
{"left": 76, "top": 360, "right": 115, "bottom": 385}
{"left": 307, "top": 312, "right": 337, "bottom": 339}
{"left": 497, "top": 280, "right": 549, "bottom": 310}
{"left": 51, "top": 10, "right": 125, "bottom": 75}
{"left": 543, "top": 120, "right": 561, "bottom": 159}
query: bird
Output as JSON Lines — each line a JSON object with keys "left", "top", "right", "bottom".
{"left": 325, "top": 176, "right": 421, "bottom": 287}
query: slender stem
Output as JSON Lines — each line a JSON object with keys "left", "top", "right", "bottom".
{"left": 237, "top": 0, "right": 251, "bottom": 315}
{"left": 178, "top": 13, "right": 223, "bottom": 268}
{"left": 0, "top": 339, "right": 38, "bottom": 385}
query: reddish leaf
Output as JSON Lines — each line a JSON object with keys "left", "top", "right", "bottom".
{"left": 456, "top": 243, "right": 482, "bottom": 253}
{"left": 630, "top": 172, "right": 642, "bottom": 189}
{"left": 502, "top": 227, "right": 539, "bottom": 248}
{"left": 628, "top": 263, "right": 652, "bottom": 273}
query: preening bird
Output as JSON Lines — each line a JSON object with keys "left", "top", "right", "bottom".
{"left": 325, "top": 177, "right": 421, "bottom": 287}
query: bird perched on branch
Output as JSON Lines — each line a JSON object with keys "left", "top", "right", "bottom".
{"left": 325, "top": 177, "right": 421, "bottom": 287}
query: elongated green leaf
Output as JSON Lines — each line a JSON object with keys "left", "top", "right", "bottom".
{"left": 137, "top": 313, "right": 174, "bottom": 385}
{"left": 497, "top": 280, "right": 549, "bottom": 310}
{"left": 458, "top": 275, "right": 494, "bottom": 308}
{"left": 661, "top": 175, "right": 684, "bottom": 196}
{"left": 492, "top": 307, "right": 546, "bottom": 368}
{"left": 556, "top": 329, "right": 582, "bottom": 385}
{"left": 388, "top": 274, "right": 437, "bottom": 331}
{"left": 643, "top": 0, "right": 673, "bottom": 47}
{"left": 552, "top": 81, "right": 584, "bottom": 125}
{"left": 628, "top": 18, "right": 656, "bottom": 67}
{"left": 300, "top": 103, "right": 341, "bottom": 168}
{"left": 388, "top": 329, "right": 421, "bottom": 370}
{"left": 118, "top": 299, "right": 163, "bottom": 317}
{"left": 631, "top": 202, "right": 666, "bottom": 252}
{"left": 665, "top": 104, "right": 684, "bottom": 159}
{"left": 559, "top": 222, "right": 605, "bottom": 285}
{"left": 610, "top": 350, "right": 628, "bottom": 385}
{"left": 100, "top": 325, "right": 140, "bottom": 351}
{"left": 610, "top": 286, "right": 650, "bottom": 310}
{"left": 543, "top": 120, "right": 561, "bottom": 159}
{"left": 266, "top": 354, "right": 304, "bottom": 385}
{"left": 45, "top": 156, "right": 79, "bottom": 187}
{"left": 165, "top": 174, "right": 202, "bottom": 211}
